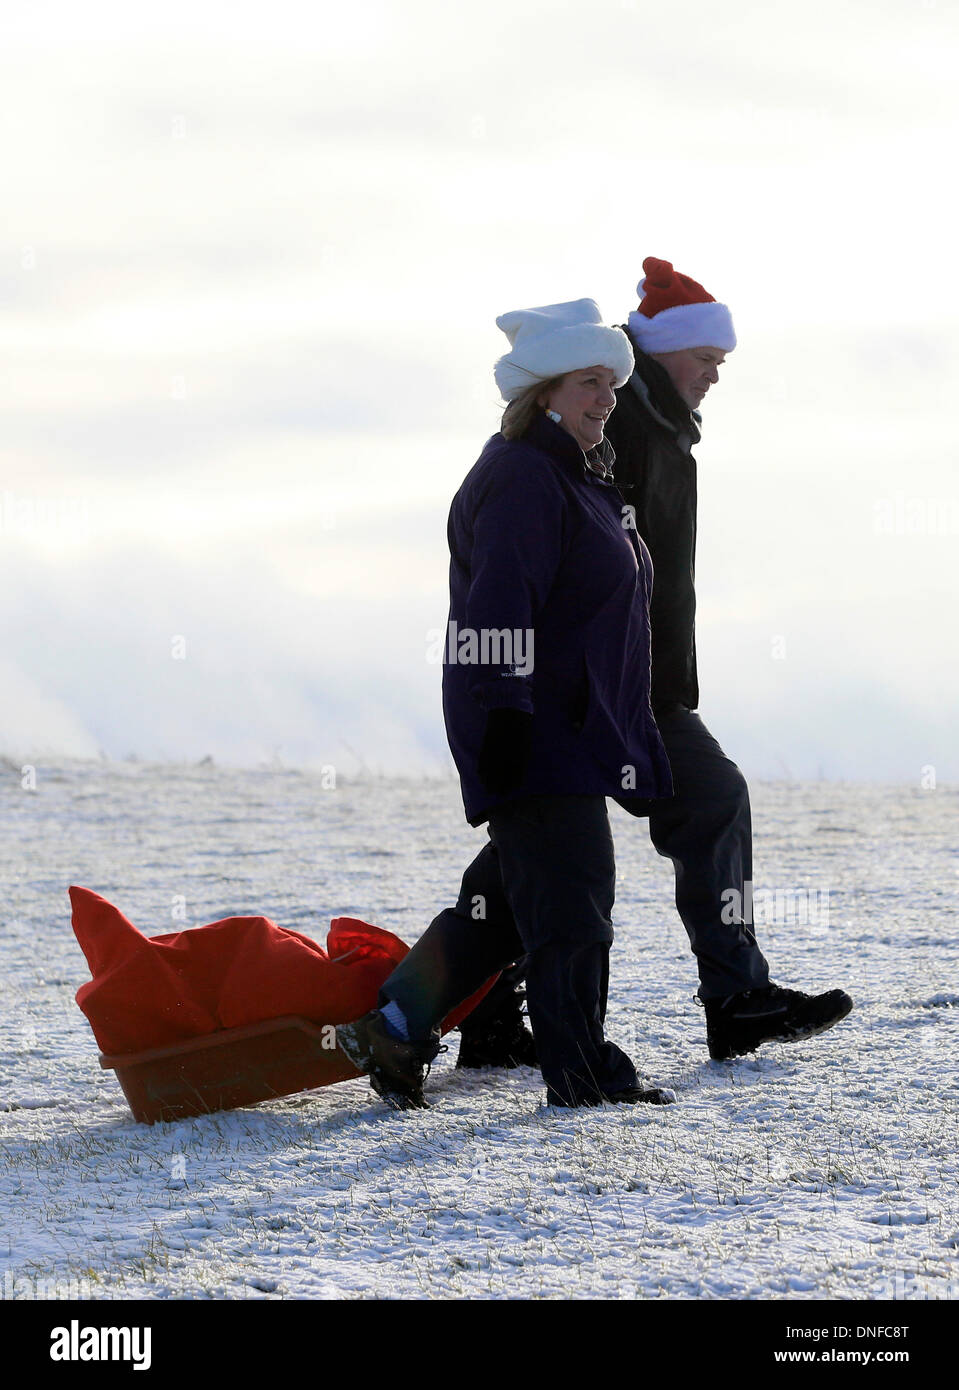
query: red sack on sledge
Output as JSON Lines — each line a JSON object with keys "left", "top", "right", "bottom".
{"left": 70, "top": 886, "right": 490, "bottom": 1056}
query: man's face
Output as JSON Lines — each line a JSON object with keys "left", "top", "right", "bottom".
{"left": 650, "top": 346, "right": 727, "bottom": 410}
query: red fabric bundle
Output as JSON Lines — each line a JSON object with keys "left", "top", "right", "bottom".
{"left": 70, "top": 886, "right": 489, "bottom": 1056}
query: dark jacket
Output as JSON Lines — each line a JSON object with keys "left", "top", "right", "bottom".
{"left": 602, "top": 334, "right": 701, "bottom": 714}
{"left": 442, "top": 411, "right": 673, "bottom": 826}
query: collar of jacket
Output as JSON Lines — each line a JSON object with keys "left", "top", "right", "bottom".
{"left": 523, "top": 411, "right": 618, "bottom": 484}
{"left": 618, "top": 327, "right": 702, "bottom": 454}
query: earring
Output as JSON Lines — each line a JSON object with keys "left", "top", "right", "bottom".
{"left": 545, "top": 409, "right": 562, "bottom": 423}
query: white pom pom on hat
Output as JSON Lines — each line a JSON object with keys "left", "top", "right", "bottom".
{"left": 493, "top": 297, "right": 635, "bottom": 402}
{"left": 627, "top": 257, "right": 736, "bottom": 355}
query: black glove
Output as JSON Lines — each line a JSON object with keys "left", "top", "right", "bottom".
{"left": 477, "top": 708, "right": 533, "bottom": 796}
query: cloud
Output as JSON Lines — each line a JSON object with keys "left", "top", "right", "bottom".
{"left": 0, "top": 658, "right": 102, "bottom": 762}
{"left": 3, "top": 487, "right": 956, "bottom": 780}
{"left": 2, "top": 0, "right": 955, "bottom": 781}
{"left": 0, "top": 518, "right": 453, "bottom": 772}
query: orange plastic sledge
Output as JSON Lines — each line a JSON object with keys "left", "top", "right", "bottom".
{"left": 71, "top": 886, "right": 493, "bottom": 1124}
{"left": 99, "top": 1015, "right": 362, "bottom": 1124}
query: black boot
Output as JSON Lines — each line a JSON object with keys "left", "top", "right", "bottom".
{"left": 548, "top": 1083, "right": 677, "bottom": 1108}
{"left": 703, "top": 983, "right": 853, "bottom": 1061}
{"left": 456, "top": 1012, "right": 539, "bottom": 1069}
{"left": 336, "top": 1011, "right": 442, "bottom": 1109}
{"left": 606, "top": 1084, "right": 676, "bottom": 1105}
{"left": 456, "top": 963, "right": 538, "bottom": 1070}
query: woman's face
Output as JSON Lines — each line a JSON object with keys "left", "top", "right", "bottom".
{"left": 539, "top": 366, "right": 618, "bottom": 453}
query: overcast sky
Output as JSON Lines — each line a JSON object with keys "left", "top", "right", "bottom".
{"left": 2, "top": 0, "right": 957, "bottom": 783}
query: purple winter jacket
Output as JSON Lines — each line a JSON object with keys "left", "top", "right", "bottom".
{"left": 442, "top": 412, "right": 673, "bottom": 826}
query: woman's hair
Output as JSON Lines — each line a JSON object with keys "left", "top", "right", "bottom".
{"left": 500, "top": 374, "right": 565, "bottom": 441}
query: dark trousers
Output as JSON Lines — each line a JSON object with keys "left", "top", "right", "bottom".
{"left": 379, "top": 795, "right": 637, "bottom": 1106}
{"left": 456, "top": 709, "right": 771, "bottom": 1033}
{"left": 629, "top": 708, "right": 770, "bottom": 1000}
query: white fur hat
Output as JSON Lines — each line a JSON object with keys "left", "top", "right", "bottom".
{"left": 493, "top": 298, "right": 634, "bottom": 402}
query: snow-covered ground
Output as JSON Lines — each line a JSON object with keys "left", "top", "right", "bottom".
{"left": 1, "top": 760, "right": 957, "bottom": 1300}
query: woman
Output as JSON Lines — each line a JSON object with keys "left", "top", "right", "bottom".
{"left": 338, "top": 299, "right": 675, "bottom": 1109}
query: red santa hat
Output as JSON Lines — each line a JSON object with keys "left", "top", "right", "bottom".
{"left": 627, "top": 257, "right": 736, "bottom": 354}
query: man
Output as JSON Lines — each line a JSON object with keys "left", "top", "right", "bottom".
{"left": 457, "top": 258, "right": 852, "bottom": 1067}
